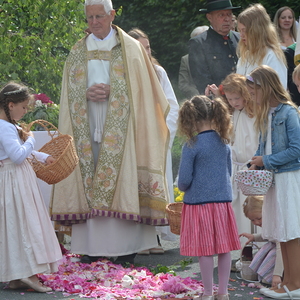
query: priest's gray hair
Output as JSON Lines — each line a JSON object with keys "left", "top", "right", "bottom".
{"left": 84, "top": 0, "right": 113, "bottom": 15}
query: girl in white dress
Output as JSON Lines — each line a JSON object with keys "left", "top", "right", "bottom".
{"left": 0, "top": 82, "right": 62, "bottom": 292}
{"left": 128, "top": 28, "right": 179, "bottom": 252}
{"left": 236, "top": 4, "right": 287, "bottom": 89}
{"left": 247, "top": 65, "right": 300, "bottom": 299}
{"left": 206, "top": 73, "right": 258, "bottom": 234}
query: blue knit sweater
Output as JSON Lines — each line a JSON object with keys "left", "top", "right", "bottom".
{"left": 178, "top": 130, "right": 233, "bottom": 204}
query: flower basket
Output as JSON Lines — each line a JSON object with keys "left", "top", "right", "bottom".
{"left": 166, "top": 202, "right": 183, "bottom": 235}
{"left": 236, "top": 243, "right": 260, "bottom": 282}
{"left": 234, "top": 169, "right": 273, "bottom": 196}
{"left": 27, "top": 120, "right": 79, "bottom": 185}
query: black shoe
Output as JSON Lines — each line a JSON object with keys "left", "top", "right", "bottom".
{"left": 114, "top": 253, "right": 137, "bottom": 265}
{"left": 80, "top": 255, "right": 102, "bottom": 264}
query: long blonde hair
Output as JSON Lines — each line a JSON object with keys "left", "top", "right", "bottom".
{"left": 243, "top": 196, "right": 263, "bottom": 218}
{"left": 220, "top": 73, "right": 254, "bottom": 117}
{"left": 292, "top": 63, "right": 300, "bottom": 83}
{"left": 273, "top": 6, "right": 297, "bottom": 45}
{"left": 246, "top": 65, "right": 299, "bottom": 137}
{"left": 237, "top": 4, "right": 286, "bottom": 66}
{"left": 178, "top": 95, "right": 232, "bottom": 145}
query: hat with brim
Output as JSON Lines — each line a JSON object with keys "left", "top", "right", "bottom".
{"left": 199, "top": 0, "right": 241, "bottom": 13}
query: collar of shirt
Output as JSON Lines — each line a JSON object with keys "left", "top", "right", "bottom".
{"left": 210, "top": 25, "right": 230, "bottom": 39}
{"left": 91, "top": 27, "right": 114, "bottom": 41}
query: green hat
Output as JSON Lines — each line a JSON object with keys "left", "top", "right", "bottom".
{"left": 199, "top": 0, "right": 240, "bottom": 13}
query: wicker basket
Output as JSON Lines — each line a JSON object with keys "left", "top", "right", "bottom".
{"left": 234, "top": 169, "right": 273, "bottom": 196}
{"left": 237, "top": 243, "right": 260, "bottom": 282}
{"left": 166, "top": 202, "right": 183, "bottom": 235}
{"left": 27, "top": 120, "right": 79, "bottom": 185}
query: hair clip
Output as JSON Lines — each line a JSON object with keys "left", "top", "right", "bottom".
{"left": 246, "top": 75, "right": 260, "bottom": 85}
{"left": 219, "top": 84, "right": 225, "bottom": 96}
{"left": 4, "top": 88, "right": 27, "bottom": 96}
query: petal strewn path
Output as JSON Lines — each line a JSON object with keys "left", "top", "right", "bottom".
{"left": 39, "top": 254, "right": 204, "bottom": 299}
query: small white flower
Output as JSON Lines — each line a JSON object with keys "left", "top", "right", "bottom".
{"left": 121, "top": 275, "right": 134, "bottom": 288}
{"left": 35, "top": 100, "right": 43, "bottom": 107}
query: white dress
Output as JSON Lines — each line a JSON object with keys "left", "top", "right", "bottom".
{"left": 71, "top": 30, "right": 158, "bottom": 256}
{"left": 262, "top": 108, "right": 300, "bottom": 242}
{"left": 236, "top": 48, "right": 287, "bottom": 89}
{"left": 154, "top": 65, "right": 179, "bottom": 241}
{"left": 0, "top": 120, "right": 62, "bottom": 282}
{"left": 230, "top": 109, "right": 259, "bottom": 234}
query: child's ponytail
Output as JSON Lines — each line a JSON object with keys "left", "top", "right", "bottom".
{"left": 211, "top": 97, "right": 232, "bottom": 144}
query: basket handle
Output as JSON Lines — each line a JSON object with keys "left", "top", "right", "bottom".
{"left": 237, "top": 159, "right": 252, "bottom": 170}
{"left": 25, "top": 119, "right": 60, "bottom": 139}
{"left": 240, "top": 242, "right": 260, "bottom": 261}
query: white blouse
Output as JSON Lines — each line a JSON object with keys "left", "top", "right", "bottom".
{"left": 0, "top": 120, "right": 48, "bottom": 164}
{"left": 237, "top": 48, "right": 287, "bottom": 89}
{"left": 154, "top": 64, "right": 179, "bottom": 146}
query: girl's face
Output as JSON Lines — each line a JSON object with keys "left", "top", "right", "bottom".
{"left": 247, "top": 210, "right": 262, "bottom": 227}
{"left": 9, "top": 99, "right": 29, "bottom": 121}
{"left": 225, "top": 91, "right": 245, "bottom": 110}
{"left": 247, "top": 84, "right": 262, "bottom": 105}
{"left": 138, "top": 37, "right": 151, "bottom": 57}
{"left": 279, "top": 9, "right": 294, "bottom": 31}
{"left": 294, "top": 76, "right": 300, "bottom": 93}
{"left": 237, "top": 21, "right": 247, "bottom": 45}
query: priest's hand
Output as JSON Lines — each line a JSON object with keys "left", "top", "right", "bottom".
{"left": 86, "top": 83, "right": 110, "bottom": 102}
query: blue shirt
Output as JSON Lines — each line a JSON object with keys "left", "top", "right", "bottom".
{"left": 178, "top": 130, "right": 233, "bottom": 205}
{"left": 255, "top": 103, "right": 300, "bottom": 173}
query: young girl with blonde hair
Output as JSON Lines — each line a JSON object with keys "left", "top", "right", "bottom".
{"left": 178, "top": 95, "right": 240, "bottom": 300}
{"left": 240, "top": 196, "right": 283, "bottom": 288}
{"left": 247, "top": 65, "right": 300, "bottom": 299}
{"left": 292, "top": 63, "right": 300, "bottom": 94}
{"left": 206, "top": 73, "right": 258, "bottom": 234}
{"left": 237, "top": 4, "right": 287, "bottom": 89}
{"left": 0, "top": 82, "right": 62, "bottom": 292}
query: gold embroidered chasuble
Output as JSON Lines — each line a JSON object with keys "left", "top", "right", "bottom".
{"left": 50, "top": 26, "right": 170, "bottom": 226}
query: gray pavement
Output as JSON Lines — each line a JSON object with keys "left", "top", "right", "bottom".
{"left": 0, "top": 237, "right": 269, "bottom": 300}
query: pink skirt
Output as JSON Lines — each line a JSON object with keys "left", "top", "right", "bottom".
{"left": 180, "top": 202, "right": 241, "bottom": 256}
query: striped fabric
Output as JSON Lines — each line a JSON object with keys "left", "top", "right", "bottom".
{"left": 180, "top": 202, "right": 241, "bottom": 256}
{"left": 249, "top": 242, "right": 276, "bottom": 284}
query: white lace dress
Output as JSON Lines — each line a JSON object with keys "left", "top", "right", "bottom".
{"left": 0, "top": 120, "right": 62, "bottom": 282}
{"left": 262, "top": 108, "right": 300, "bottom": 242}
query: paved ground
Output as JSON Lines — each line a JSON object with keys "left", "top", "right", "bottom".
{"left": 0, "top": 237, "right": 269, "bottom": 300}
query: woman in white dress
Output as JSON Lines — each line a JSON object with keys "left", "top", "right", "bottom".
{"left": 0, "top": 82, "right": 62, "bottom": 292}
{"left": 236, "top": 4, "right": 287, "bottom": 89}
{"left": 128, "top": 28, "right": 179, "bottom": 252}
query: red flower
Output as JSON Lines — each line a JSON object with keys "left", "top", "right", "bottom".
{"left": 34, "top": 93, "right": 54, "bottom": 105}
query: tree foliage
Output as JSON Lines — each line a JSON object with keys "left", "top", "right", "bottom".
{"left": 0, "top": 0, "right": 86, "bottom": 102}
{"left": 0, "top": 0, "right": 299, "bottom": 103}
{"left": 113, "top": 0, "right": 299, "bottom": 89}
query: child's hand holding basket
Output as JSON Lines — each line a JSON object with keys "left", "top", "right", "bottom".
{"left": 26, "top": 119, "right": 79, "bottom": 185}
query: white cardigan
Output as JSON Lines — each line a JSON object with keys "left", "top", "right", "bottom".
{"left": 237, "top": 48, "right": 287, "bottom": 89}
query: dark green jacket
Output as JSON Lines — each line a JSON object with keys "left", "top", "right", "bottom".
{"left": 189, "top": 27, "right": 239, "bottom": 94}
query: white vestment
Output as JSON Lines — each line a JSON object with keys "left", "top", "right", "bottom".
{"left": 71, "top": 31, "right": 157, "bottom": 256}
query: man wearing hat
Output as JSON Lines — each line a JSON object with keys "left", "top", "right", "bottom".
{"left": 189, "top": 0, "right": 240, "bottom": 94}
